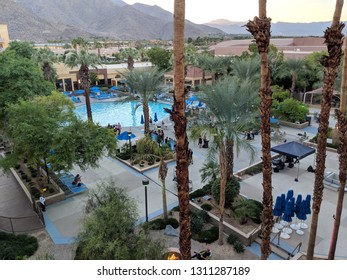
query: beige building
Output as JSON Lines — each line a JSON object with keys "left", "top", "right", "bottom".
{"left": 55, "top": 62, "right": 153, "bottom": 92}
{"left": 209, "top": 37, "right": 331, "bottom": 59}
{"left": 0, "top": 23, "right": 10, "bottom": 50}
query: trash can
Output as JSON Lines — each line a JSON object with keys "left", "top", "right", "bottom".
{"left": 306, "top": 116, "right": 312, "bottom": 126}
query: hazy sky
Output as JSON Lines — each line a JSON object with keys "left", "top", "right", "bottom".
{"left": 123, "top": 0, "right": 347, "bottom": 24}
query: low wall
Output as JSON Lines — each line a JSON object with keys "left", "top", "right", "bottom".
{"left": 189, "top": 201, "right": 261, "bottom": 246}
{"left": 279, "top": 120, "right": 309, "bottom": 129}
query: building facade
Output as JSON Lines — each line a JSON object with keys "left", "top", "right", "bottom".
{"left": 0, "top": 23, "right": 10, "bottom": 50}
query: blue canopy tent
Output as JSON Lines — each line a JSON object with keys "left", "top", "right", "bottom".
{"left": 271, "top": 141, "right": 316, "bottom": 181}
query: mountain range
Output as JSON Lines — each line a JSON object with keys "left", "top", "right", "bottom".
{"left": 204, "top": 19, "right": 344, "bottom": 37}
{"left": 0, "top": 0, "right": 223, "bottom": 42}
{"left": 1, "top": 0, "right": 342, "bottom": 42}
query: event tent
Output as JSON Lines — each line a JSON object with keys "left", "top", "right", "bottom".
{"left": 271, "top": 141, "right": 315, "bottom": 181}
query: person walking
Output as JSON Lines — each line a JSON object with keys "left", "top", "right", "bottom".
{"left": 39, "top": 195, "right": 46, "bottom": 212}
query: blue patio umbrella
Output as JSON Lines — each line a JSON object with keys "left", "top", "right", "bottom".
{"left": 91, "top": 87, "right": 102, "bottom": 93}
{"left": 294, "top": 194, "right": 302, "bottom": 216}
{"left": 153, "top": 112, "right": 158, "bottom": 123}
{"left": 297, "top": 200, "right": 307, "bottom": 221}
{"left": 188, "top": 96, "right": 198, "bottom": 102}
{"left": 140, "top": 114, "right": 144, "bottom": 124}
{"left": 273, "top": 196, "right": 283, "bottom": 217}
{"left": 110, "top": 86, "right": 119, "bottom": 91}
{"left": 117, "top": 131, "right": 136, "bottom": 140}
{"left": 304, "top": 194, "right": 312, "bottom": 215}
{"left": 286, "top": 189, "right": 294, "bottom": 202}
{"left": 280, "top": 197, "right": 294, "bottom": 238}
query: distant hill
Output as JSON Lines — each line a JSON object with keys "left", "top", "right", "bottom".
{"left": 0, "top": 0, "right": 94, "bottom": 42}
{"left": 204, "top": 19, "right": 346, "bottom": 37}
{"left": 1, "top": 0, "right": 224, "bottom": 42}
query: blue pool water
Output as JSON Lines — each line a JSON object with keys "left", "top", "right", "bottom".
{"left": 74, "top": 101, "right": 172, "bottom": 127}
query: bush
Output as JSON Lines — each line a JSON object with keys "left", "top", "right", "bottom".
{"left": 227, "top": 233, "right": 239, "bottom": 245}
{"left": 0, "top": 232, "right": 38, "bottom": 259}
{"left": 200, "top": 203, "right": 212, "bottom": 211}
{"left": 233, "top": 241, "right": 245, "bottom": 253}
{"left": 233, "top": 196, "right": 262, "bottom": 225}
{"left": 192, "top": 226, "right": 219, "bottom": 243}
{"left": 274, "top": 98, "right": 309, "bottom": 123}
{"left": 30, "top": 186, "right": 41, "bottom": 198}
{"left": 190, "top": 212, "right": 204, "bottom": 233}
{"left": 189, "top": 188, "right": 207, "bottom": 200}
{"left": 144, "top": 217, "right": 179, "bottom": 230}
{"left": 211, "top": 178, "right": 240, "bottom": 208}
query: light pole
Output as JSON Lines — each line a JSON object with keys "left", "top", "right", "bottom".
{"left": 127, "top": 131, "right": 132, "bottom": 159}
{"left": 142, "top": 179, "right": 149, "bottom": 222}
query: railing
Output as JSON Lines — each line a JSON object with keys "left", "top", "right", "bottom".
{"left": 0, "top": 213, "right": 44, "bottom": 233}
{"left": 287, "top": 242, "right": 302, "bottom": 260}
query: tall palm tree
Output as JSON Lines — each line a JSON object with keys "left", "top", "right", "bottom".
{"left": 122, "top": 68, "right": 164, "bottom": 134}
{"left": 279, "top": 58, "right": 306, "bottom": 99}
{"left": 172, "top": 0, "right": 191, "bottom": 260}
{"left": 307, "top": 0, "right": 345, "bottom": 259}
{"left": 191, "top": 76, "right": 257, "bottom": 245}
{"left": 65, "top": 48, "right": 100, "bottom": 122}
{"left": 246, "top": 0, "right": 273, "bottom": 260}
{"left": 158, "top": 157, "right": 168, "bottom": 220}
{"left": 93, "top": 40, "right": 103, "bottom": 58}
{"left": 34, "top": 47, "right": 58, "bottom": 83}
{"left": 328, "top": 32, "right": 347, "bottom": 260}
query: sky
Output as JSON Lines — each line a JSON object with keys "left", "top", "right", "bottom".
{"left": 123, "top": 0, "right": 347, "bottom": 24}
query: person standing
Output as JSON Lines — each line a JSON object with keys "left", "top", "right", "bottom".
{"left": 39, "top": 195, "right": 46, "bottom": 212}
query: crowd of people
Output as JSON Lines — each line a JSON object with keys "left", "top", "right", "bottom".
{"left": 107, "top": 122, "right": 122, "bottom": 135}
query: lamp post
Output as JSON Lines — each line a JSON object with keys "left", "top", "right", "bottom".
{"left": 142, "top": 179, "right": 149, "bottom": 222}
{"left": 127, "top": 131, "right": 132, "bottom": 159}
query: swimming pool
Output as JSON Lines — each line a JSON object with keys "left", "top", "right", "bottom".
{"left": 74, "top": 101, "right": 172, "bottom": 127}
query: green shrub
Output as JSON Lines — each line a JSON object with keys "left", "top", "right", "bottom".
{"left": 227, "top": 233, "right": 239, "bottom": 245}
{"left": 144, "top": 217, "right": 179, "bottom": 230}
{"left": 233, "top": 196, "right": 262, "bottom": 225}
{"left": 49, "top": 187, "right": 55, "bottom": 193}
{"left": 211, "top": 178, "right": 240, "bottom": 208}
{"left": 192, "top": 226, "right": 219, "bottom": 243}
{"left": 0, "top": 232, "right": 38, "bottom": 259}
{"left": 248, "top": 199, "right": 263, "bottom": 224}
{"left": 197, "top": 210, "right": 210, "bottom": 223}
{"left": 200, "top": 203, "right": 212, "bottom": 211}
{"left": 233, "top": 241, "right": 245, "bottom": 253}
{"left": 275, "top": 98, "right": 309, "bottom": 123}
{"left": 190, "top": 212, "right": 204, "bottom": 233}
{"left": 245, "top": 164, "right": 263, "bottom": 176}
{"left": 189, "top": 188, "right": 207, "bottom": 199}
{"left": 30, "top": 186, "right": 40, "bottom": 198}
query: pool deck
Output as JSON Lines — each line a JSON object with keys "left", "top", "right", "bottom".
{"left": 1, "top": 96, "right": 346, "bottom": 259}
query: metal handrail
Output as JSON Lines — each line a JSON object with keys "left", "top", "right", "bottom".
{"left": 287, "top": 242, "right": 302, "bottom": 259}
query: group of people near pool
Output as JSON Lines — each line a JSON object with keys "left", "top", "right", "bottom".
{"left": 107, "top": 122, "right": 122, "bottom": 135}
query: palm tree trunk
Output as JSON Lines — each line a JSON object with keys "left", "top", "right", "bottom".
{"left": 226, "top": 138, "right": 234, "bottom": 180}
{"left": 218, "top": 139, "right": 227, "bottom": 245}
{"left": 173, "top": 0, "right": 191, "bottom": 260}
{"left": 143, "top": 101, "right": 150, "bottom": 134}
{"left": 161, "top": 179, "right": 168, "bottom": 220}
{"left": 246, "top": 0, "right": 273, "bottom": 260}
{"left": 307, "top": 1, "right": 344, "bottom": 259}
{"left": 79, "top": 65, "right": 93, "bottom": 122}
{"left": 328, "top": 34, "right": 347, "bottom": 260}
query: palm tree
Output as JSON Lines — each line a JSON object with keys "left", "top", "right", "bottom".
{"left": 158, "top": 157, "right": 169, "bottom": 220}
{"left": 329, "top": 30, "right": 347, "bottom": 261}
{"left": 71, "top": 37, "right": 89, "bottom": 51}
{"left": 65, "top": 48, "right": 100, "bottom": 122}
{"left": 278, "top": 58, "right": 306, "bottom": 99}
{"left": 122, "top": 68, "right": 164, "bottom": 134}
{"left": 93, "top": 40, "right": 103, "bottom": 58}
{"left": 191, "top": 76, "right": 257, "bottom": 245}
{"left": 172, "top": 0, "right": 191, "bottom": 260}
{"left": 307, "top": 0, "right": 345, "bottom": 259}
{"left": 230, "top": 56, "right": 261, "bottom": 83}
{"left": 246, "top": 0, "right": 273, "bottom": 260}
{"left": 196, "top": 54, "right": 230, "bottom": 85}
{"left": 34, "top": 47, "right": 58, "bottom": 83}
